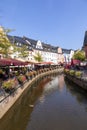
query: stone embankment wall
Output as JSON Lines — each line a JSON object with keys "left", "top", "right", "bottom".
{"left": 65, "top": 74, "right": 87, "bottom": 91}
{"left": 0, "top": 67, "right": 63, "bottom": 119}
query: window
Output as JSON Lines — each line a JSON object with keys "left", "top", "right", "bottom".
{"left": 14, "top": 56, "right": 16, "bottom": 58}
{"left": 19, "top": 43, "right": 21, "bottom": 46}
{"left": 16, "top": 42, "right": 18, "bottom": 46}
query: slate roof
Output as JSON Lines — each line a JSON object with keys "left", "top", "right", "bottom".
{"left": 7, "top": 35, "right": 28, "bottom": 45}
{"left": 7, "top": 35, "right": 15, "bottom": 44}
{"left": 42, "top": 42, "right": 58, "bottom": 53}
{"left": 14, "top": 36, "right": 28, "bottom": 45}
{"left": 23, "top": 36, "right": 37, "bottom": 47}
{"left": 62, "top": 48, "right": 72, "bottom": 54}
{"left": 23, "top": 36, "right": 58, "bottom": 52}
{"left": 7, "top": 35, "right": 58, "bottom": 53}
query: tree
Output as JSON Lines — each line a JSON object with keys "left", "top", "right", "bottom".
{"left": 0, "top": 26, "right": 13, "bottom": 58}
{"left": 73, "top": 50, "right": 85, "bottom": 61}
{"left": 34, "top": 52, "right": 43, "bottom": 62}
{"left": 18, "top": 45, "right": 29, "bottom": 58}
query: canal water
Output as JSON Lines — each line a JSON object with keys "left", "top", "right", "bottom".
{"left": 0, "top": 74, "right": 87, "bottom": 130}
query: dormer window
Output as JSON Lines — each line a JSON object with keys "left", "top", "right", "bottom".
{"left": 36, "top": 40, "right": 43, "bottom": 49}
{"left": 16, "top": 42, "right": 19, "bottom": 46}
{"left": 25, "top": 40, "right": 31, "bottom": 45}
{"left": 19, "top": 43, "right": 21, "bottom": 46}
{"left": 16, "top": 42, "right": 21, "bottom": 46}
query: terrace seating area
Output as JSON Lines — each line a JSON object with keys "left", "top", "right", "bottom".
{"left": 0, "top": 58, "right": 62, "bottom": 103}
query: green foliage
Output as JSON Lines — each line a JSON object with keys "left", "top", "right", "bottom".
{"left": 34, "top": 52, "right": 43, "bottom": 62}
{"left": 75, "top": 71, "right": 82, "bottom": 77}
{"left": 64, "top": 69, "right": 70, "bottom": 74}
{"left": 0, "top": 26, "right": 14, "bottom": 57}
{"left": 69, "top": 70, "right": 75, "bottom": 76}
{"left": 73, "top": 50, "right": 85, "bottom": 61}
{"left": 64, "top": 68, "right": 82, "bottom": 78}
{"left": 13, "top": 45, "right": 20, "bottom": 53}
{"left": 18, "top": 45, "right": 29, "bottom": 58}
{"left": 2, "top": 79, "right": 14, "bottom": 89}
{"left": 17, "top": 75, "right": 26, "bottom": 83}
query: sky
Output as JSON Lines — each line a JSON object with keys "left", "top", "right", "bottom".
{"left": 0, "top": 0, "right": 87, "bottom": 50}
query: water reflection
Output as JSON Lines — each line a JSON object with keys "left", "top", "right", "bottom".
{"left": 0, "top": 76, "right": 54, "bottom": 130}
{"left": 58, "top": 75, "right": 65, "bottom": 91}
{"left": 26, "top": 75, "right": 87, "bottom": 130}
{"left": 65, "top": 79, "right": 87, "bottom": 111}
{"left": 0, "top": 74, "right": 87, "bottom": 130}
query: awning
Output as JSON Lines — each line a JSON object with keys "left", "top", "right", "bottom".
{"left": 25, "top": 60, "right": 39, "bottom": 64}
{"left": 36, "top": 61, "right": 55, "bottom": 66}
{"left": 0, "top": 58, "right": 27, "bottom": 66}
{"left": 0, "top": 59, "right": 11, "bottom": 66}
{"left": 71, "top": 59, "right": 81, "bottom": 65}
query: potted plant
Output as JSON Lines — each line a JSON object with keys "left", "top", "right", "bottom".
{"left": 75, "top": 71, "right": 82, "bottom": 78}
{"left": 64, "top": 69, "right": 70, "bottom": 74}
{"left": 69, "top": 70, "right": 75, "bottom": 76}
{"left": 17, "top": 74, "right": 26, "bottom": 85}
{"left": 2, "top": 78, "right": 17, "bottom": 93}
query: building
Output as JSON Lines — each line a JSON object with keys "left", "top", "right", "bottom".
{"left": 57, "top": 47, "right": 64, "bottom": 63}
{"left": 82, "top": 31, "right": 87, "bottom": 58}
{"left": 62, "top": 49, "right": 74, "bottom": 63}
{"left": 7, "top": 35, "right": 64, "bottom": 64}
{"left": 0, "top": 26, "right": 64, "bottom": 64}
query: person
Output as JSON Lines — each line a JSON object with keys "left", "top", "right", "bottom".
{"left": 3, "top": 72, "right": 8, "bottom": 80}
{"left": 9, "top": 68, "right": 12, "bottom": 73}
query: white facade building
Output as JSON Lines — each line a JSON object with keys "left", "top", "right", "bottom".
{"left": 7, "top": 35, "right": 65, "bottom": 64}
{"left": 62, "top": 49, "right": 74, "bottom": 63}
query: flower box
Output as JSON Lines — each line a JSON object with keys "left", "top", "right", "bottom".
{"left": 69, "top": 70, "right": 75, "bottom": 76}
{"left": 2, "top": 78, "right": 19, "bottom": 93}
{"left": 17, "top": 75, "right": 26, "bottom": 84}
{"left": 75, "top": 71, "right": 82, "bottom": 78}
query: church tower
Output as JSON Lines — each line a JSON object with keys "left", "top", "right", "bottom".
{"left": 83, "top": 31, "right": 87, "bottom": 58}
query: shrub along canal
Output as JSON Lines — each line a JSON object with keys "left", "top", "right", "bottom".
{"left": 0, "top": 74, "right": 87, "bottom": 130}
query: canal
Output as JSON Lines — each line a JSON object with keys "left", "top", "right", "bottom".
{"left": 0, "top": 74, "right": 87, "bottom": 130}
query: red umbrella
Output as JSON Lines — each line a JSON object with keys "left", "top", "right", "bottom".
{"left": 71, "top": 59, "right": 81, "bottom": 66}
{"left": 0, "top": 58, "right": 11, "bottom": 66}
{"left": 9, "top": 58, "right": 28, "bottom": 66}
{"left": 0, "top": 58, "right": 27, "bottom": 66}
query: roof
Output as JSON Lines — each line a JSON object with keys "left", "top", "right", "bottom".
{"left": 23, "top": 36, "right": 37, "bottom": 46}
{"left": 7, "top": 35, "right": 15, "bottom": 44}
{"left": 14, "top": 36, "right": 27, "bottom": 44}
{"left": 7, "top": 35, "right": 28, "bottom": 45}
{"left": 7, "top": 35, "right": 58, "bottom": 53}
{"left": 42, "top": 42, "right": 58, "bottom": 53}
{"left": 62, "top": 48, "right": 71, "bottom": 54}
{"left": 71, "top": 59, "right": 81, "bottom": 65}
